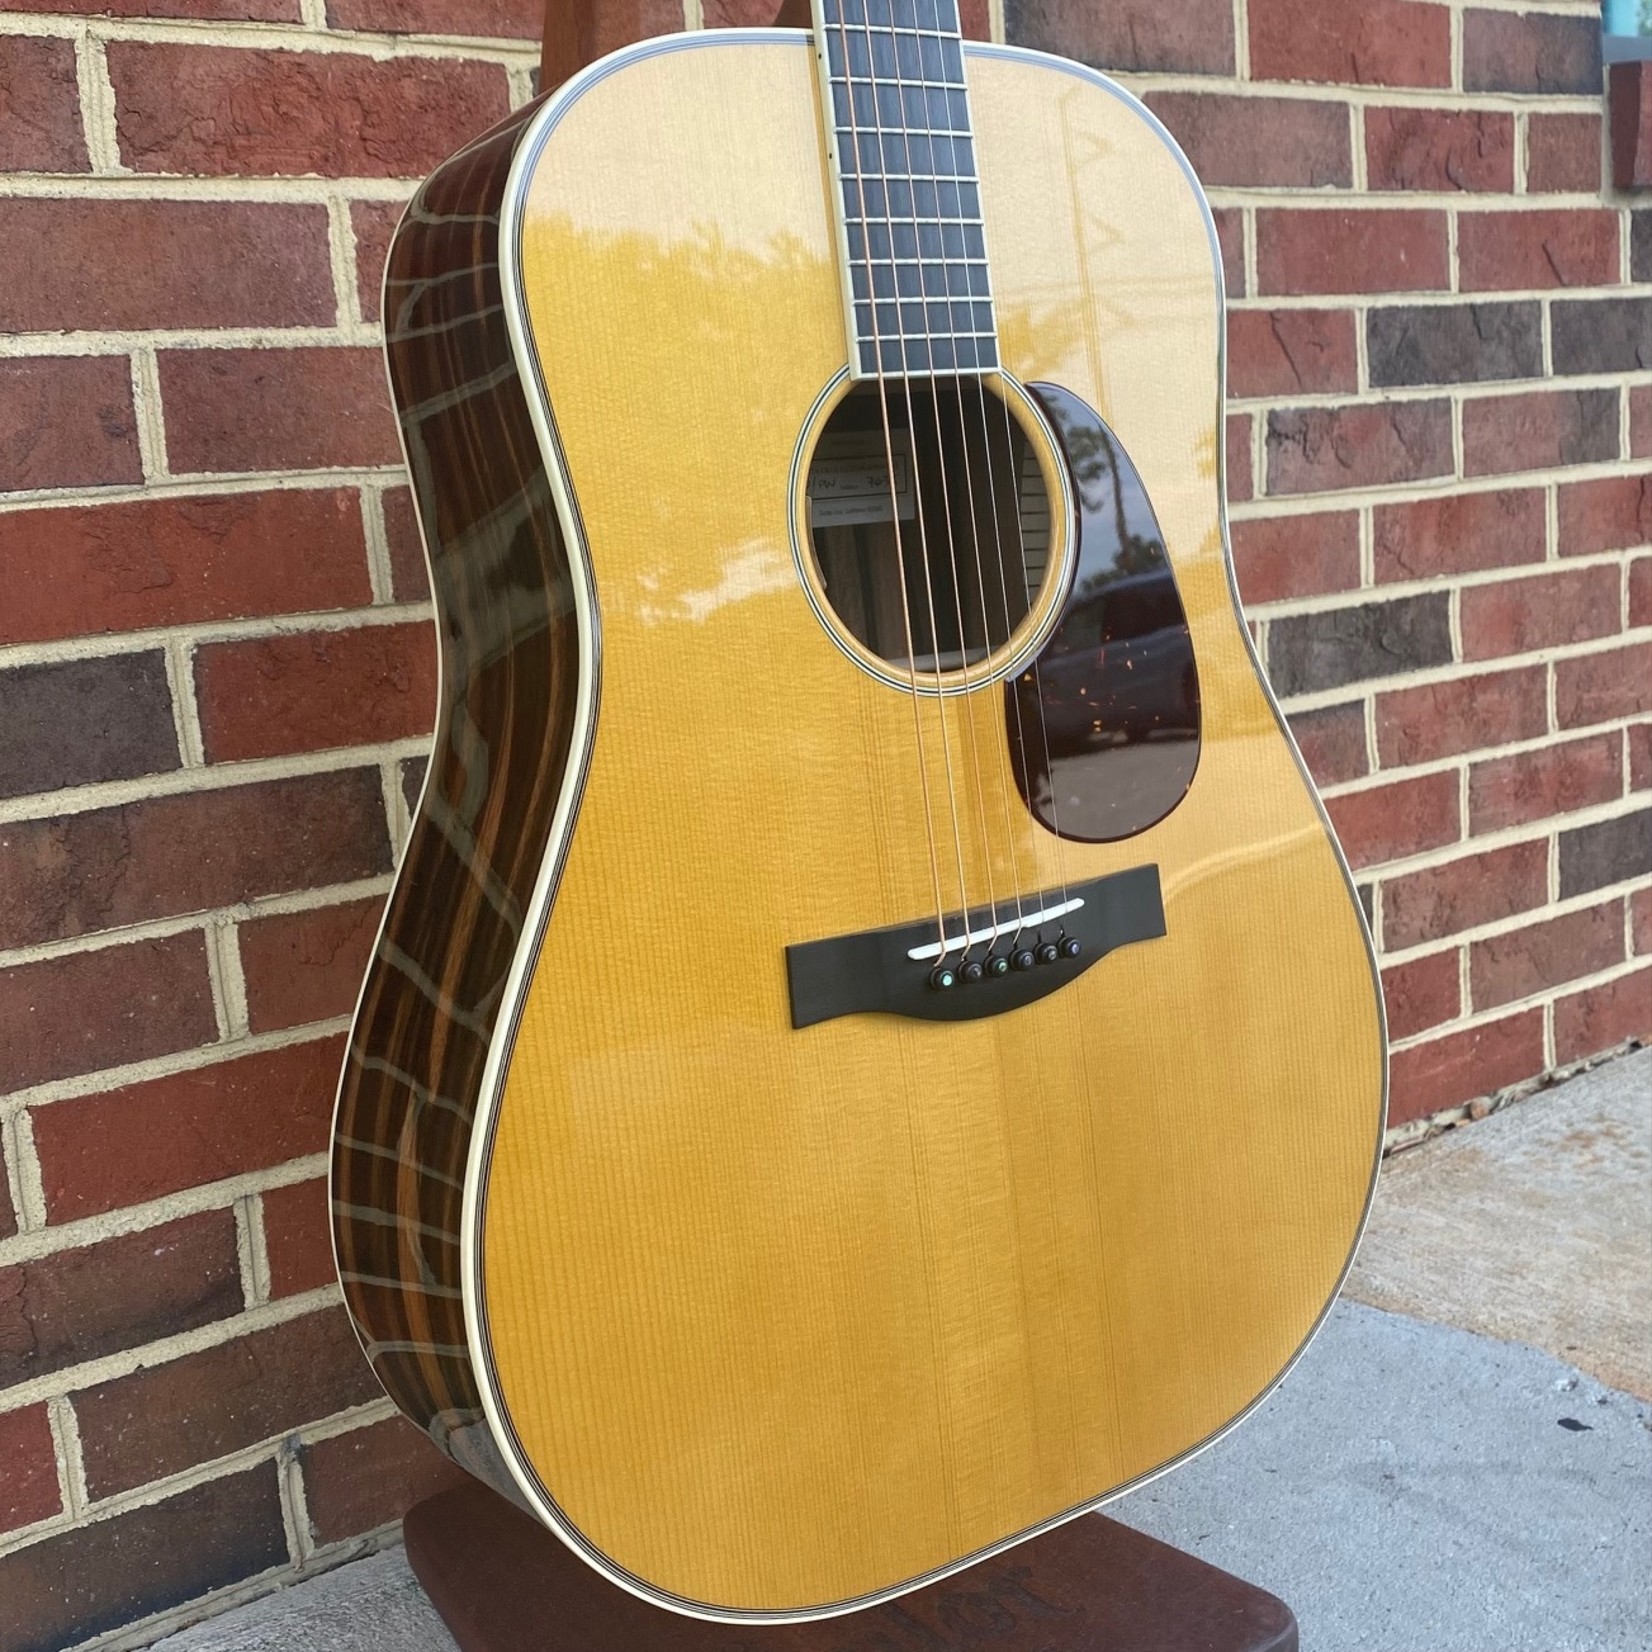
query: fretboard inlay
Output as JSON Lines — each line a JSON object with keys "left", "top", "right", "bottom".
{"left": 814, "top": 0, "right": 999, "bottom": 377}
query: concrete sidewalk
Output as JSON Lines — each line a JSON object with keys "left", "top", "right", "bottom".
{"left": 153, "top": 1051, "right": 1652, "bottom": 1652}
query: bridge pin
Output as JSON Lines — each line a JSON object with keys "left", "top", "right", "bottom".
{"left": 988, "top": 954, "right": 1011, "bottom": 978}
{"left": 962, "top": 959, "right": 986, "bottom": 984}
{"left": 1037, "top": 942, "right": 1060, "bottom": 966}
{"left": 929, "top": 965, "right": 959, "bottom": 991}
{"left": 1012, "top": 948, "right": 1036, "bottom": 972}
{"left": 1060, "top": 937, "right": 1082, "bottom": 960}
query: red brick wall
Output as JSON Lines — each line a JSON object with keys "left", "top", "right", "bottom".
{"left": 0, "top": 1, "right": 1647, "bottom": 1647}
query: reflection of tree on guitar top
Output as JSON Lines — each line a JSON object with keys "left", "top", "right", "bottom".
{"left": 1064, "top": 416, "right": 1169, "bottom": 595}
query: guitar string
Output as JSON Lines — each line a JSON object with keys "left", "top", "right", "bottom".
{"left": 883, "top": 0, "right": 1050, "bottom": 956}
{"left": 992, "top": 380, "right": 1072, "bottom": 918}
{"left": 903, "top": 9, "right": 1034, "bottom": 951}
{"left": 877, "top": 0, "right": 1004, "bottom": 963}
{"left": 845, "top": 0, "right": 974, "bottom": 958}
{"left": 828, "top": 0, "right": 949, "bottom": 956}
{"left": 953, "top": 376, "right": 1032, "bottom": 945}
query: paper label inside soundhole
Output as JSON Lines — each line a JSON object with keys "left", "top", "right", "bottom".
{"left": 807, "top": 431, "right": 917, "bottom": 527}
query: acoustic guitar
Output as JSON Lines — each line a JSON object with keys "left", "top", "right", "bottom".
{"left": 333, "top": 0, "right": 1386, "bottom": 1622}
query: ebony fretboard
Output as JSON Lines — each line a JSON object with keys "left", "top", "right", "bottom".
{"left": 814, "top": 0, "right": 999, "bottom": 377}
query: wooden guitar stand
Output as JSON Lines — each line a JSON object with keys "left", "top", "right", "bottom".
{"left": 404, "top": 1482, "right": 1298, "bottom": 1652}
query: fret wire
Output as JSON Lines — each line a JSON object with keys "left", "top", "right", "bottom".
{"left": 837, "top": 125, "right": 972, "bottom": 139}
{"left": 855, "top": 312, "right": 997, "bottom": 326}
{"left": 842, "top": 210, "right": 987, "bottom": 224}
{"left": 829, "top": 74, "right": 964, "bottom": 90}
{"left": 821, "top": 0, "right": 1000, "bottom": 376}
{"left": 824, "top": 0, "right": 961, "bottom": 22}
{"left": 845, "top": 254, "right": 990, "bottom": 265}
{"left": 844, "top": 187, "right": 984, "bottom": 217}
{"left": 822, "top": 17, "right": 962, "bottom": 34}
{"left": 823, "top": 31, "right": 964, "bottom": 76}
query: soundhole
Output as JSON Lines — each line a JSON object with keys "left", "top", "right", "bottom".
{"left": 804, "top": 376, "right": 1055, "bottom": 685}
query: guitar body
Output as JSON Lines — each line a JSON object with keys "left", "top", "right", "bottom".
{"left": 334, "top": 28, "right": 1385, "bottom": 1623}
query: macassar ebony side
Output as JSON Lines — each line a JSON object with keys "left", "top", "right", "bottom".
{"left": 329, "top": 100, "right": 580, "bottom": 1495}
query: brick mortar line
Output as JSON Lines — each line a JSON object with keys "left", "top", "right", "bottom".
{"left": 1390, "top": 952, "right": 1650, "bottom": 1053}
{"left": 1102, "top": 76, "right": 1605, "bottom": 117}
{"left": 0, "top": 732, "right": 432, "bottom": 827}
{"left": 1228, "top": 468, "right": 1652, "bottom": 519}
{"left": 1371, "top": 827, "right": 1652, "bottom": 904}
{"left": 1207, "top": 189, "right": 1631, "bottom": 211}
{"left": 360, "top": 486, "right": 397, "bottom": 606}
{"left": 0, "top": 174, "right": 420, "bottom": 201}
{"left": 277, "top": 1440, "right": 309, "bottom": 1566}
{"left": 1334, "top": 746, "right": 1645, "bottom": 816}
{"left": 1250, "top": 560, "right": 1652, "bottom": 623}
{"left": 504, "top": 60, "right": 538, "bottom": 109}
{"left": 0, "top": 1152, "right": 329, "bottom": 1268}
{"left": 48, "top": 1393, "right": 89, "bottom": 1518}
{"left": 1230, "top": 284, "right": 1640, "bottom": 313}
{"left": 0, "top": 14, "right": 541, "bottom": 65}
{"left": 244, "top": 1191, "right": 274, "bottom": 1309}
{"left": 11, "top": 1109, "right": 50, "bottom": 1231}
{"left": 0, "top": 326, "right": 378, "bottom": 358}
{"left": 1226, "top": 367, "right": 1649, "bottom": 400}
{"left": 328, "top": 193, "right": 366, "bottom": 336}
{"left": 0, "top": 612, "right": 440, "bottom": 695}
{"left": 1356, "top": 796, "right": 1652, "bottom": 885}
{"left": 1377, "top": 883, "right": 1649, "bottom": 970}
{"left": 378, "top": 756, "right": 413, "bottom": 857}
{"left": 0, "top": 1390, "right": 398, "bottom": 1572}
{"left": 161, "top": 636, "right": 205, "bottom": 767}
{"left": 1315, "top": 710, "right": 1649, "bottom": 793}
{"left": 127, "top": 346, "right": 167, "bottom": 480}
{"left": 71, "top": 32, "right": 121, "bottom": 176}
{"left": 0, "top": 598, "right": 432, "bottom": 660}
{"left": 0, "top": 1111, "right": 28, "bottom": 1248}
{"left": 1472, "top": 948, "right": 1649, "bottom": 1026}
{"left": 0, "top": 460, "right": 408, "bottom": 508}
{"left": 0, "top": 1283, "right": 345, "bottom": 1423}
{"left": 202, "top": 921, "right": 236, "bottom": 1044}
{"left": 212, "top": 918, "right": 253, "bottom": 1038}
{"left": 0, "top": 467, "right": 409, "bottom": 514}
{"left": 1266, "top": 629, "right": 1649, "bottom": 709}
{"left": 0, "top": 1019, "right": 349, "bottom": 1119}
{"left": 233, "top": 1194, "right": 263, "bottom": 1313}
{"left": 0, "top": 875, "right": 393, "bottom": 973}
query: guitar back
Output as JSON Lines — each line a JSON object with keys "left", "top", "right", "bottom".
{"left": 335, "top": 30, "right": 1385, "bottom": 1622}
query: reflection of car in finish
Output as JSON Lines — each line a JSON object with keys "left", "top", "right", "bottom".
{"left": 1038, "top": 568, "right": 1200, "bottom": 754}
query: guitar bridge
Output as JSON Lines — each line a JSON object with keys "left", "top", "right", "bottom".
{"left": 785, "top": 866, "right": 1166, "bottom": 1029}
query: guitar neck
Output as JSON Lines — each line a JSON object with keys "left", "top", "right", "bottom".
{"left": 812, "top": 0, "right": 1000, "bottom": 378}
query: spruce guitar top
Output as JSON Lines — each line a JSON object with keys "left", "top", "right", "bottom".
{"left": 333, "top": 0, "right": 1386, "bottom": 1623}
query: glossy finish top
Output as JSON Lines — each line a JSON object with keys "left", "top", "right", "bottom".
{"left": 342, "top": 30, "right": 1385, "bottom": 1622}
